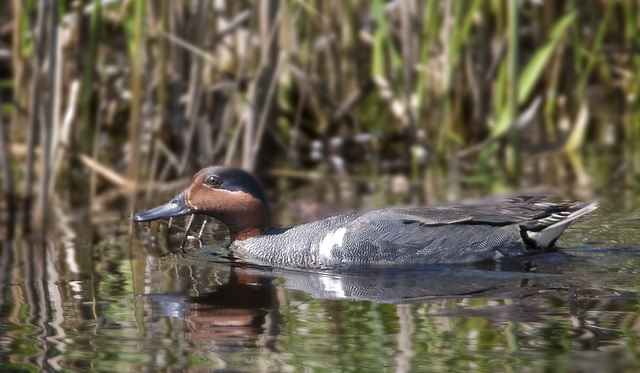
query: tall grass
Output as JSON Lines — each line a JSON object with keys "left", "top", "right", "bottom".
{"left": 0, "top": 1, "right": 638, "bottom": 232}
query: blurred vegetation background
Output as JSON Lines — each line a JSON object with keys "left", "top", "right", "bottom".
{"left": 0, "top": 0, "right": 639, "bottom": 233}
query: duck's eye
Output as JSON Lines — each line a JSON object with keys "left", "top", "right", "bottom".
{"left": 205, "top": 175, "right": 221, "bottom": 187}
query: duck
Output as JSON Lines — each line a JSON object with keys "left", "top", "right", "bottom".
{"left": 133, "top": 166, "right": 598, "bottom": 269}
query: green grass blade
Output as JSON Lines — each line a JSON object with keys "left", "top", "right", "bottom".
{"left": 518, "top": 12, "right": 575, "bottom": 103}
{"left": 492, "top": 12, "right": 575, "bottom": 138}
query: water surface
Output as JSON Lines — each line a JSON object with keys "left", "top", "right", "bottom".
{"left": 1, "top": 199, "right": 639, "bottom": 372}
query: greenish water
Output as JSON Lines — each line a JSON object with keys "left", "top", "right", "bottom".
{"left": 1, "top": 200, "right": 639, "bottom": 372}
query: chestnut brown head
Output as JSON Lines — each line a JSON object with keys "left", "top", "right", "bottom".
{"left": 134, "top": 166, "right": 271, "bottom": 241}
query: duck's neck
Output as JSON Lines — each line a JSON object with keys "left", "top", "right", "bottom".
{"left": 232, "top": 226, "right": 269, "bottom": 241}
{"left": 223, "top": 206, "right": 271, "bottom": 242}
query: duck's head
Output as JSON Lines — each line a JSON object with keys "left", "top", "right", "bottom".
{"left": 134, "top": 166, "right": 270, "bottom": 241}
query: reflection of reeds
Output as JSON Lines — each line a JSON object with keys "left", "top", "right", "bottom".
{"left": 1, "top": 1, "right": 638, "bottom": 231}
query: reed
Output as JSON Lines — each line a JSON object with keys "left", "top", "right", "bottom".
{"left": 0, "top": 95, "right": 14, "bottom": 237}
{"left": 22, "top": 0, "right": 48, "bottom": 231}
{"left": 0, "top": 1, "right": 637, "bottom": 230}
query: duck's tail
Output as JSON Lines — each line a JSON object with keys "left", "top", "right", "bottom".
{"left": 525, "top": 201, "right": 598, "bottom": 249}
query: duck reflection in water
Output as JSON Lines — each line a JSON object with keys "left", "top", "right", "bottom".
{"left": 147, "top": 251, "right": 581, "bottom": 346}
{"left": 149, "top": 264, "right": 276, "bottom": 346}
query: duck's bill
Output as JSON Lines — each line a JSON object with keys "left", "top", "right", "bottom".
{"left": 133, "top": 191, "right": 192, "bottom": 222}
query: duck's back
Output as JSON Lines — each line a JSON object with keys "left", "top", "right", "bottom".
{"left": 232, "top": 197, "right": 597, "bottom": 268}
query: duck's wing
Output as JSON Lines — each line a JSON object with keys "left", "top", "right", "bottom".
{"left": 336, "top": 211, "right": 522, "bottom": 265}
{"left": 372, "top": 198, "right": 597, "bottom": 229}
{"left": 334, "top": 199, "right": 597, "bottom": 265}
